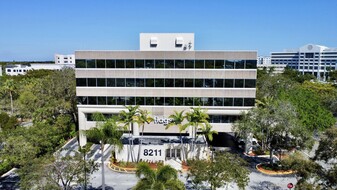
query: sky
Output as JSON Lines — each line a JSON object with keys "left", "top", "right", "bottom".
{"left": 0, "top": 0, "right": 336, "bottom": 61}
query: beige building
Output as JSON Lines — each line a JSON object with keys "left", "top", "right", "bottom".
{"left": 75, "top": 33, "right": 257, "bottom": 161}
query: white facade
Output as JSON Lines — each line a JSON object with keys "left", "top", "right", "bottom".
{"left": 257, "top": 56, "right": 271, "bottom": 65}
{"left": 55, "top": 54, "right": 75, "bottom": 65}
{"left": 271, "top": 44, "right": 337, "bottom": 81}
{"left": 5, "top": 63, "right": 74, "bottom": 76}
{"left": 140, "top": 33, "right": 194, "bottom": 51}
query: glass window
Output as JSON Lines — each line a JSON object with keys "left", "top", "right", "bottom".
{"left": 195, "top": 79, "right": 203, "bottom": 87}
{"left": 125, "top": 60, "right": 134, "bottom": 68}
{"left": 195, "top": 60, "right": 204, "bottom": 68}
{"left": 106, "top": 60, "right": 115, "bottom": 68}
{"left": 77, "top": 96, "right": 87, "bottom": 105}
{"left": 98, "top": 97, "right": 106, "bottom": 105}
{"left": 117, "top": 97, "right": 125, "bottom": 105}
{"left": 193, "top": 98, "right": 202, "bottom": 106}
{"left": 87, "top": 78, "right": 96, "bottom": 86}
{"left": 245, "top": 79, "right": 256, "bottom": 88}
{"left": 125, "top": 97, "right": 135, "bottom": 105}
{"left": 155, "top": 97, "right": 164, "bottom": 105}
{"left": 88, "top": 97, "right": 97, "bottom": 105}
{"left": 165, "top": 97, "right": 174, "bottom": 106}
{"left": 97, "top": 78, "right": 106, "bottom": 87}
{"left": 136, "top": 79, "right": 145, "bottom": 87}
{"left": 116, "top": 78, "right": 125, "bottom": 87}
{"left": 205, "top": 60, "right": 214, "bottom": 69}
{"left": 224, "top": 98, "right": 233, "bottom": 106}
{"left": 225, "top": 60, "right": 235, "bottom": 69}
{"left": 175, "top": 60, "right": 184, "bottom": 68}
{"left": 155, "top": 60, "right": 165, "bottom": 68}
{"left": 146, "top": 79, "right": 154, "bottom": 87}
{"left": 185, "top": 79, "right": 194, "bottom": 87}
{"left": 244, "top": 98, "right": 255, "bottom": 106}
{"left": 175, "top": 79, "right": 184, "bottom": 87}
{"left": 145, "top": 60, "right": 154, "bottom": 68}
{"left": 107, "top": 78, "right": 115, "bottom": 87}
{"left": 165, "top": 60, "right": 174, "bottom": 68}
{"left": 235, "top": 79, "right": 244, "bottom": 88}
{"left": 215, "top": 60, "right": 225, "bottom": 69}
{"left": 165, "top": 79, "right": 174, "bottom": 87}
{"left": 214, "top": 79, "right": 224, "bottom": 88}
{"left": 205, "top": 79, "right": 213, "bottom": 88}
{"left": 96, "top": 60, "right": 105, "bottom": 68}
{"left": 185, "top": 60, "right": 194, "bottom": 68}
{"left": 235, "top": 60, "right": 245, "bottom": 69}
{"left": 214, "top": 98, "right": 224, "bottom": 106}
{"left": 76, "top": 78, "right": 87, "bottom": 86}
{"left": 155, "top": 79, "right": 164, "bottom": 87}
{"left": 126, "top": 79, "right": 135, "bottom": 87}
{"left": 87, "top": 60, "right": 96, "bottom": 68}
{"left": 116, "top": 60, "right": 125, "bottom": 68}
{"left": 145, "top": 97, "right": 154, "bottom": 105}
{"left": 246, "top": 60, "right": 257, "bottom": 69}
{"left": 136, "top": 60, "right": 144, "bottom": 68}
{"left": 175, "top": 97, "right": 184, "bottom": 106}
{"left": 185, "top": 98, "right": 193, "bottom": 106}
{"left": 76, "top": 59, "right": 86, "bottom": 68}
{"left": 234, "top": 98, "right": 243, "bottom": 106}
{"left": 225, "top": 79, "right": 234, "bottom": 87}
{"left": 201, "top": 97, "right": 208, "bottom": 106}
{"left": 136, "top": 97, "right": 144, "bottom": 105}
{"left": 204, "top": 98, "right": 213, "bottom": 106}
{"left": 107, "top": 97, "right": 116, "bottom": 105}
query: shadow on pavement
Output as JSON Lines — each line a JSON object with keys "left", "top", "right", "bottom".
{"left": 250, "top": 181, "right": 283, "bottom": 190}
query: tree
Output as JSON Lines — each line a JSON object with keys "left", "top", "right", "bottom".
{"left": 166, "top": 110, "right": 188, "bottom": 161}
{"left": 184, "top": 107, "right": 209, "bottom": 158}
{"left": 134, "top": 109, "right": 154, "bottom": 162}
{"left": 119, "top": 105, "right": 140, "bottom": 162}
{"left": 187, "top": 152, "right": 250, "bottom": 190}
{"left": 133, "top": 162, "right": 185, "bottom": 190}
{"left": 19, "top": 152, "right": 98, "bottom": 190}
{"left": 2, "top": 79, "right": 16, "bottom": 115}
{"left": 85, "top": 112, "right": 124, "bottom": 190}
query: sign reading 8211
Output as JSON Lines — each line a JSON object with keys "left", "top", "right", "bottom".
{"left": 140, "top": 146, "right": 165, "bottom": 162}
{"left": 143, "top": 149, "right": 162, "bottom": 156}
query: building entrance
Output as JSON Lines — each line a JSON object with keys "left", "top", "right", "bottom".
{"left": 166, "top": 148, "right": 181, "bottom": 159}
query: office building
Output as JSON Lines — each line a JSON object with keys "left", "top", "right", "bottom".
{"left": 75, "top": 33, "right": 257, "bottom": 161}
{"left": 55, "top": 54, "right": 75, "bottom": 65}
{"left": 271, "top": 44, "right": 337, "bottom": 81}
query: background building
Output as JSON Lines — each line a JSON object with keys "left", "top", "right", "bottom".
{"left": 75, "top": 33, "right": 257, "bottom": 161}
{"left": 258, "top": 56, "right": 286, "bottom": 74}
{"left": 271, "top": 44, "right": 337, "bottom": 81}
{"left": 55, "top": 54, "right": 75, "bottom": 65}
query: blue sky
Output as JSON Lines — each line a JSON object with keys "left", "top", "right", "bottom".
{"left": 0, "top": 0, "right": 336, "bottom": 61}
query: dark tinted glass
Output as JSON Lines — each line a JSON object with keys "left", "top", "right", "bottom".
{"left": 145, "top": 60, "right": 154, "bottom": 68}
{"left": 136, "top": 60, "right": 144, "bottom": 68}
{"left": 125, "top": 60, "right": 134, "bottom": 68}
{"left": 88, "top": 97, "right": 97, "bottom": 105}
{"left": 195, "top": 79, "right": 203, "bottom": 87}
{"left": 224, "top": 98, "right": 233, "bottom": 106}
{"left": 165, "top": 97, "right": 174, "bottom": 106}
{"left": 107, "top": 78, "right": 115, "bottom": 87}
{"left": 185, "top": 79, "right": 193, "bottom": 87}
{"left": 98, "top": 97, "right": 106, "bottom": 105}
{"left": 225, "top": 60, "right": 235, "bottom": 69}
{"left": 146, "top": 79, "right": 154, "bottom": 87}
{"left": 235, "top": 60, "right": 245, "bottom": 69}
{"left": 215, "top": 60, "right": 224, "bottom": 69}
{"left": 96, "top": 60, "right": 105, "bottom": 68}
{"left": 225, "top": 79, "right": 234, "bottom": 87}
{"left": 125, "top": 97, "right": 135, "bottom": 105}
{"left": 165, "top": 79, "right": 174, "bottom": 87}
{"left": 76, "top": 78, "right": 87, "bottom": 86}
{"left": 175, "top": 60, "right": 184, "bottom": 68}
{"left": 97, "top": 78, "right": 106, "bottom": 86}
{"left": 175, "top": 97, "right": 184, "bottom": 106}
{"left": 165, "top": 60, "right": 174, "bottom": 68}
{"left": 87, "top": 78, "right": 96, "bottom": 86}
{"left": 185, "top": 60, "right": 194, "bottom": 68}
{"left": 205, "top": 79, "right": 213, "bottom": 88}
{"left": 155, "top": 60, "right": 165, "bottom": 68}
{"left": 136, "top": 97, "right": 144, "bottom": 105}
{"left": 245, "top": 79, "right": 256, "bottom": 88}
{"left": 136, "top": 79, "right": 145, "bottom": 87}
{"left": 116, "top": 60, "right": 125, "bottom": 68}
{"left": 195, "top": 60, "right": 204, "bottom": 68}
{"left": 185, "top": 98, "right": 193, "bottom": 106}
{"left": 234, "top": 98, "right": 243, "bottom": 106}
{"left": 126, "top": 79, "right": 135, "bottom": 87}
{"left": 205, "top": 60, "right": 214, "bottom": 69}
{"left": 214, "top": 79, "right": 223, "bottom": 88}
{"left": 205, "top": 98, "right": 213, "bottom": 106}
{"left": 77, "top": 96, "right": 87, "bottom": 105}
{"left": 76, "top": 59, "right": 86, "bottom": 68}
{"left": 245, "top": 60, "right": 257, "bottom": 69}
{"left": 155, "top": 79, "right": 164, "bottom": 87}
{"left": 107, "top": 97, "right": 116, "bottom": 105}
{"left": 214, "top": 98, "right": 223, "bottom": 106}
{"left": 117, "top": 97, "right": 125, "bottom": 105}
{"left": 116, "top": 79, "right": 125, "bottom": 87}
{"left": 145, "top": 97, "right": 154, "bottom": 105}
{"left": 244, "top": 98, "right": 255, "bottom": 106}
{"left": 106, "top": 60, "right": 115, "bottom": 68}
{"left": 87, "top": 60, "right": 96, "bottom": 68}
{"left": 155, "top": 97, "right": 164, "bottom": 105}
{"left": 175, "top": 79, "right": 184, "bottom": 87}
{"left": 235, "top": 79, "right": 244, "bottom": 88}
{"left": 194, "top": 98, "right": 202, "bottom": 106}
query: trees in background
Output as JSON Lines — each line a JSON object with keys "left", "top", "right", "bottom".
{"left": 133, "top": 162, "right": 185, "bottom": 190}
{"left": 187, "top": 152, "right": 250, "bottom": 190}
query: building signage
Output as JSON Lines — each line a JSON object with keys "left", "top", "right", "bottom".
{"left": 139, "top": 145, "right": 165, "bottom": 162}
{"left": 153, "top": 116, "right": 173, "bottom": 126}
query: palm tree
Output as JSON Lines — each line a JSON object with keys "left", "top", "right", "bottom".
{"left": 119, "top": 105, "right": 140, "bottom": 162}
{"left": 133, "top": 162, "right": 185, "bottom": 190}
{"left": 85, "top": 112, "right": 124, "bottom": 190}
{"left": 165, "top": 110, "right": 188, "bottom": 161}
{"left": 184, "top": 107, "right": 209, "bottom": 158}
{"left": 134, "top": 109, "right": 154, "bottom": 162}
{"left": 2, "top": 79, "right": 16, "bottom": 115}
{"left": 201, "top": 123, "right": 218, "bottom": 160}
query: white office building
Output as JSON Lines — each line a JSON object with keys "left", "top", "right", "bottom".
{"left": 55, "top": 54, "right": 75, "bottom": 65}
{"left": 75, "top": 33, "right": 257, "bottom": 161}
{"left": 271, "top": 44, "right": 337, "bottom": 81}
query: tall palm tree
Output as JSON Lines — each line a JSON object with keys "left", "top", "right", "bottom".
{"left": 165, "top": 110, "right": 188, "bottom": 161}
{"left": 2, "top": 79, "right": 16, "bottom": 115}
{"left": 119, "top": 105, "right": 140, "bottom": 162}
{"left": 85, "top": 112, "right": 124, "bottom": 190}
{"left": 184, "top": 107, "right": 209, "bottom": 158}
{"left": 134, "top": 109, "right": 154, "bottom": 162}
{"left": 133, "top": 162, "right": 185, "bottom": 190}
{"left": 201, "top": 123, "right": 218, "bottom": 160}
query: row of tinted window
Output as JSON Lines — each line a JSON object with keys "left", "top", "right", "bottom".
{"left": 76, "top": 59, "right": 257, "bottom": 69}
{"left": 76, "top": 78, "right": 256, "bottom": 88}
{"left": 77, "top": 96, "right": 255, "bottom": 107}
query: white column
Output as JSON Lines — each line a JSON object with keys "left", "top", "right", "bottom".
{"left": 133, "top": 122, "right": 140, "bottom": 136}
{"left": 78, "top": 110, "right": 87, "bottom": 146}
